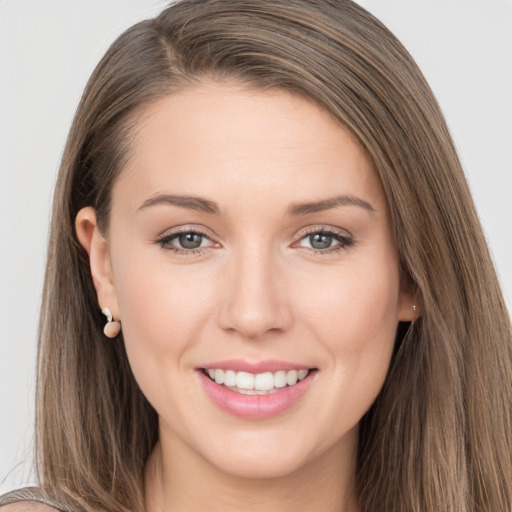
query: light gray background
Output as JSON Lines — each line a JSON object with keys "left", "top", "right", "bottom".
{"left": 1, "top": 0, "right": 511, "bottom": 494}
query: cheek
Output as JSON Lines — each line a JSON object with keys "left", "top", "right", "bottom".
{"left": 108, "top": 240, "right": 216, "bottom": 384}
{"left": 296, "top": 254, "right": 400, "bottom": 410}
{"left": 108, "top": 248, "right": 218, "bottom": 424}
{"left": 299, "top": 255, "right": 400, "bottom": 344}
{"left": 112, "top": 240, "right": 214, "bottom": 339}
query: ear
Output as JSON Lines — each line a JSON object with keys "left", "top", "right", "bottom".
{"left": 397, "top": 273, "right": 420, "bottom": 322}
{"left": 75, "top": 207, "right": 120, "bottom": 320}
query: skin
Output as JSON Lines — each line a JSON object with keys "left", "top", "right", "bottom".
{"left": 76, "top": 83, "right": 417, "bottom": 512}
{"left": 0, "top": 504, "right": 57, "bottom": 512}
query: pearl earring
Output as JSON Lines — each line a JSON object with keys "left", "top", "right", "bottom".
{"left": 101, "top": 307, "right": 121, "bottom": 338}
{"left": 412, "top": 305, "right": 417, "bottom": 312}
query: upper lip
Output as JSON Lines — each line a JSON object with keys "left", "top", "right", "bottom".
{"left": 199, "top": 359, "right": 314, "bottom": 373}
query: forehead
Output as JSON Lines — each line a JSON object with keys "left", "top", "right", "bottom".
{"left": 115, "top": 82, "right": 385, "bottom": 213}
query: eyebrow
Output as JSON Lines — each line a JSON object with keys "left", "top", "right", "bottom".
{"left": 286, "top": 195, "right": 375, "bottom": 216}
{"left": 138, "top": 194, "right": 220, "bottom": 214}
{"left": 137, "top": 193, "right": 375, "bottom": 216}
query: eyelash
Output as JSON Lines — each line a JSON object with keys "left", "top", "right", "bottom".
{"left": 294, "top": 227, "right": 355, "bottom": 256}
{"left": 155, "top": 226, "right": 355, "bottom": 256}
{"left": 155, "top": 227, "right": 215, "bottom": 257}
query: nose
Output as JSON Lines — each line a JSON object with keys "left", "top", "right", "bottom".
{"left": 217, "top": 244, "right": 293, "bottom": 340}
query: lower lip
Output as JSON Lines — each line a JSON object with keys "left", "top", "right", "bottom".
{"left": 197, "top": 370, "right": 316, "bottom": 420}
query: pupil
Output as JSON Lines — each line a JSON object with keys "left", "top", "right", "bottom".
{"left": 310, "top": 233, "right": 332, "bottom": 250}
{"left": 179, "top": 233, "right": 203, "bottom": 249}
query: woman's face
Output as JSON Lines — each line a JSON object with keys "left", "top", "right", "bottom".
{"left": 82, "top": 83, "right": 415, "bottom": 479}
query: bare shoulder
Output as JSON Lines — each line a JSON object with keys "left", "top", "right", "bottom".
{"left": 0, "top": 502, "right": 60, "bottom": 512}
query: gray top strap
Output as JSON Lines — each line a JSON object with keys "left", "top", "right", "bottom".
{"left": 0, "top": 488, "right": 79, "bottom": 512}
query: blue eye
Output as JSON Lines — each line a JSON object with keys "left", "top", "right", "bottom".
{"left": 176, "top": 232, "right": 205, "bottom": 249}
{"left": 156, "top": 229, "right": 216, "bottom": 254}
{"left": 296, "top": 229, "right": 354, "bottom": 254}
{"left": 308, "top": 233, "right": 334, "bottom": 250}
{"left": 156, "top": 226, "right": 354, "bottom": 257}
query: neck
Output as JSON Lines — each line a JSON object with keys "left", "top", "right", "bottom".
{"left": 144, "top": 429, "right": 359, "bottom": 512}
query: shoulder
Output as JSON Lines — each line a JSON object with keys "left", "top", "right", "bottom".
{"left": 0, "top": 489, "right": 65, "bottom": 512}
{"left": 0, "top": 503, "right": 59, "bottom": 512}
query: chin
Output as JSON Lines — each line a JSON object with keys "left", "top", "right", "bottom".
{"left": 196, "top": 430, "right": 328, "bottom": 480}
{"left": 212, "top": 451, "right": 310, "bottom": 480}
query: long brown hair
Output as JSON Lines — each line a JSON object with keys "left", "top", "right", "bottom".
{"left": 36, "top": 1, "right": 512, "bottom": 511}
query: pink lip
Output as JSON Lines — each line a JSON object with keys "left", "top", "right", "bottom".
{"left": 199, "top": 359, "right": 313, "bottom": 373}
{"left": 197, "top": 368, "right": 316, "bottom": 420}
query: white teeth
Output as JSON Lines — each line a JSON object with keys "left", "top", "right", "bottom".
{"left": 274, "top": 370, "right": 287, "bottom": 388}
{"left": 236, "top": 371, "right": 255, "bottom": 390}
{"left": 224, "top": 369, "right": 236, "bottom": 387}
{"left": 205, "top": 368, "right": 311, "bottom": 392}
{"left": 236, "top": 388, "right": 276, "bottom": 395}
{"left": 298, "top": 369, "right": 308, "bottom": 381}
{"left": 254, "top": 372, "right": 274, "bottom": 391}
{"left": 286, "top": 370, "right": 298, "bottom": 386}
{"left": 214, "top": 369, "right": 225, "bottom": 385}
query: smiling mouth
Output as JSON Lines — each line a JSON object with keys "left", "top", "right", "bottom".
{"left": 201, "top": 368, "right": 317, "bottom": 395}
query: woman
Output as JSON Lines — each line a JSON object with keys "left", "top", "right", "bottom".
{"left": 1, "top": 1, "right": 511, "bottom": 511}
